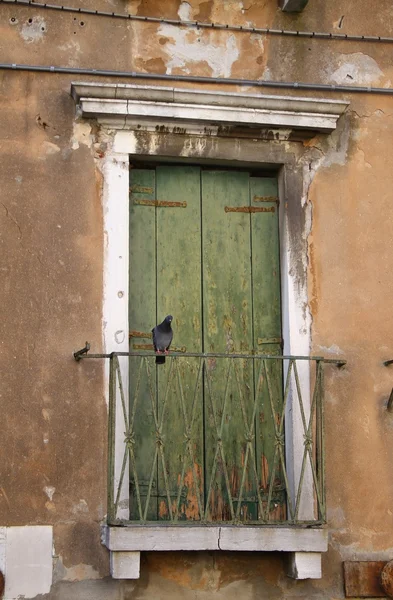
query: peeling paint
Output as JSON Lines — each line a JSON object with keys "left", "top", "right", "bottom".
{"left": 72, "top": 499, "right": 89, "bottom": 514}
{"left": 159, "top": 22, "right": 239, "bottom": 77}
{"left": 317, "top": 344, "right": 344, "bottom": 355}
{"left": 63, "top": 563, "right": 101, "bottom": 581}
{"left": 40, "top": 141, "right": 61, "bottom": 159}
{"left": 71, "top": 122, "right": 94, "bottom": 150}
{"left": 178, "top": 1, "right": 192, "bottom": 20}
{"left": 330, "top": 52, "right": 384, "bottom": 86}
{"left": 20, "top": 16, "right": 47, "bottom": 43}
{"left": 44, "top": 486, "right": 56, "bottom": 501}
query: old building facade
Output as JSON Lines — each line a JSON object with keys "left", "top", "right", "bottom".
{"left": 2, "top": 0, "right": 393, "bottom": 598}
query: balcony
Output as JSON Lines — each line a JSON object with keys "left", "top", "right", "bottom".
{"left": 75, "top": 349, "right": 345, "bottom": 578}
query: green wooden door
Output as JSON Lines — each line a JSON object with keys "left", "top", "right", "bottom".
{"left": 129, "top": 165, "right": 285, "bottom": 522}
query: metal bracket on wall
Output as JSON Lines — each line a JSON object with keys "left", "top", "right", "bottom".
{"left": 279, "top": 0, "right": 309, "bottom": 12}
{"left": 383, "top": 359, "right": 393, "bottom": 411}
{"left": 73, "top": 342, "right": 90, "bottom": 361}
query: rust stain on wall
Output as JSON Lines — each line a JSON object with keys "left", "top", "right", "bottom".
{"left": 308, "top": 238, "right": 320, "bottom": 318}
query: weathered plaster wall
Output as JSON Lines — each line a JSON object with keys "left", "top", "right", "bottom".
{"left": 2, "top": 0, "right": 393, "bottom": 597}
{"left": 308, "top": 98, "right": 393, "bottom": 556}
{"left": 0, "top": 72, "right": 109, "bottom": 581}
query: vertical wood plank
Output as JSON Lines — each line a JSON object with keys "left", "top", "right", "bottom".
{"left": 250, "top": 176, "right": 285, "bottom": 520}
{"left": 129, "top": 168, "right": 157, "bottom": 520}
{"left": 156, "top": 166, "right": 204, "bottom": 521}
{"left": 202, "top": 170, "right": 256, "bottom": 521}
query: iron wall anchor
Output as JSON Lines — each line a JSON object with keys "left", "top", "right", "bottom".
{"left": 74, "top": 342, "right": 91, "bottom": 361}
{"left": 383, "top": 360, "right": 393, "bottom": 411}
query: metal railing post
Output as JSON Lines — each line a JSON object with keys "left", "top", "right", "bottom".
{"left": 107, "top": 353, "right": 116, "bottom": 524}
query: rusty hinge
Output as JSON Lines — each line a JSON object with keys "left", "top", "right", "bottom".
{"left": 225, "top": 206, "right": 275, "bottom": 213}
{"left": 133, "top": 343, "right": 154, "bottom": 350}
{"left": 258, "top": 337, "right": 283, "bottom": 345}
{"left": 133, "top": 343, "right": 186, "bottom": 353}
{"left": 129, "top": 330, "right": 151, "bottom": 339}
{"left": 253, "top": 195, "right": 279, "bottom": 204}
{"left": 133, "top": 199, "right": 187, "bottom": 208}
{"left": 130, "top": 185, "right": 154, "bottom": 194}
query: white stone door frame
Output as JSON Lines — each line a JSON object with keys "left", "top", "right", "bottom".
{"left": 71, "top": 82, "right": 348, "bottom": 580}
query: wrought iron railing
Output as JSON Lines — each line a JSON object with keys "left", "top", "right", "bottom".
{"left": 74, "top": 348, "right": 345, "bottom": 527}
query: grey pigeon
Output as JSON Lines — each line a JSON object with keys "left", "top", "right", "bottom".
{"left": 152, "top": 315, "right": 173, "bottom": 364}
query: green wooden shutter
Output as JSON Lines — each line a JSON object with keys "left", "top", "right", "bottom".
{"left": 129, "top": 166, "right": 284, "bottom": 522}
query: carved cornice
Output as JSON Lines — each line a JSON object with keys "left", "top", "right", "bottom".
{"left": 71, "top": 82, "right": 349, "bottom": 139}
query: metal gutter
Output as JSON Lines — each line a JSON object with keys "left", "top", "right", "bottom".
{"left": 2, "top": 62, "right": 393, "bottom": 96}
{"left": 2, "top": 0, "right": 393, "bottom": 44}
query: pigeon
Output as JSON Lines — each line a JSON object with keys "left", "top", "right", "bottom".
{"left": 152, "top": 315, "right": 173, "bottom": 364}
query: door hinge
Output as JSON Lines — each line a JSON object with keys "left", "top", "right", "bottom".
{"left": 225, "top": 206, "right": 275, "bottom": 213}
{"left": 132, "top": 199, "right": 187, "bottom": 208}
{"left": 130, "top": 185, "right": 154, "bottom": 194}
{"left": 129, "top": 330, "right": 151, "bottom": 339}
{"left": 258, "top": 337, "right": 283, "bottom": 345}
{"left": 132, "top": 343, "right": 186, "bottom": 353}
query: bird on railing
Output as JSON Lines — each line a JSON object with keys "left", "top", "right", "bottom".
{"left": 152, "top": 315, "right": 173, "bottom": 364}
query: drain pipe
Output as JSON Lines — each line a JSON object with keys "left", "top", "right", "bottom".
{"left": 2, "top": 62, "right": 393, "bottom": 96}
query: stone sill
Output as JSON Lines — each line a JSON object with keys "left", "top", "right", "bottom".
{"left": 103, "top": 525, "right": 327, "bottom": 580}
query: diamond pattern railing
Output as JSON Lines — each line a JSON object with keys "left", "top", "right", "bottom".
{"left": 93, "top": 352, "right": 345, "bottom": 527}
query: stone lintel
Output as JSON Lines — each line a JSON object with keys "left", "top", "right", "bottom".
{"left": 71, "top": 82, "right": 348, "bottom": 136}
